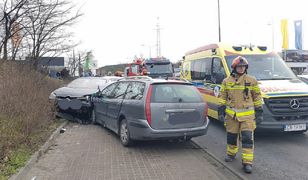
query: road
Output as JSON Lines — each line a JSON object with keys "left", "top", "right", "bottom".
{"left": 193, "top": 119, "right": 308, "bottom": 180}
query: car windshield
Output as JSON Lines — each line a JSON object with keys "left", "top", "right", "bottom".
{"left": 225, "top": 54, "right": 297, "bottom": 80}
{"left": 145, "top": 63, "right": 173, "bottom": 74}
{"left": 67, "top": 78, "right": 107, "bottom": 89}
{"left": 151, "top": 84, "right": 203, "bottom": 103}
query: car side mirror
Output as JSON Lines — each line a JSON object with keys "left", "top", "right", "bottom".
{"left": 94, "top": 91, "right": 104, "bottom": 97}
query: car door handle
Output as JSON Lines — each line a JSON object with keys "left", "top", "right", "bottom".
{"left": 165, "top": 109, "right": 195, "bottom": 113}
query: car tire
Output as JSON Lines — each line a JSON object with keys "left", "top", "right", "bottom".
{"left": 176, "top": 137, "right": 192, "bottom": 142}
{"left": 183, "top": 137, "right": 192, "bottom": 141}
{"left": 119, "top": 119, "right": 133, "bottom": 147}
{"left": 91, "top": 108, "right": 97, "bottom": 124}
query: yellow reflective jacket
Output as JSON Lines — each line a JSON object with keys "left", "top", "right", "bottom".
{"left": 219, "top": 74, "right": 262, "bottom": 121}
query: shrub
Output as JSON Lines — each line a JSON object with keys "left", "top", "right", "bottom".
{"left": 0, "top": 60, "right": 63, "bottom": 174}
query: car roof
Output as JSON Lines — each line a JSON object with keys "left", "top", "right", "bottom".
{"left": 74, "top": 76, "right": 122, "bottom": 80}
{"left": 76, "top": 76, "right": 103, "bottom": 79}
{"left": 118, "top": 76, "right": 192, "bottom": 85}
{"left": 101, "top": 76, "right": 122, "bottom": 80}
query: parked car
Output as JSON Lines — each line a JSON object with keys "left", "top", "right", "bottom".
{"left": 49, "top": 76, "right": 122, "bottom": 122}
{"left": 91, "top": 76, "right": 210, "bottom": 146}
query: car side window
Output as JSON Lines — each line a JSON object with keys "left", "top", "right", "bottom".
{"left": 112, "top": 82, "right": 129, "bottom": 99}
{"left": 211, "top": 58, "right": 226, "bottom": 84}
{"left": 191, "top": 58, "right": 212, "bottom": 81}
{"left": 125, "top": 82, "right": 145, "bottom": 100}
{"left": 101, "top": 83, "right": 117, "bottom": 98}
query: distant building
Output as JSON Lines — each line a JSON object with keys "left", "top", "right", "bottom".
{"left": 96, "top": 63, "right": 127, "bottom": 77}
{"left": 25, "top": 57, "right": 65, "bottom": 78}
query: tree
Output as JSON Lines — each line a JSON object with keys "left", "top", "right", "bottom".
{"left": 66, "top": 49, "right": 88, "bottom": 77}
{"left": 20, "top": 0, "right": 82, "bottom": 68}
{"left": 0, "top": 0, "right": 28, "bottom": 60}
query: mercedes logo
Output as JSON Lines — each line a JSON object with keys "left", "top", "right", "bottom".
{"left": 289, "top": 99, "right": 300, "bottom": 109}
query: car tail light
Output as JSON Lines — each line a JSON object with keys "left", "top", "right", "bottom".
{"left": 204, "top": 102, "right": 208, "bottom": 120}
{"left": 145, "top": 85, "right": 153, "bottom": 126}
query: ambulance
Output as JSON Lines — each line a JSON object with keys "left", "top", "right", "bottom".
{"left": 181, "top": 43, "right": 308, "bottom": 132}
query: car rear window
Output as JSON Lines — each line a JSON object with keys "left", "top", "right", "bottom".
{"left": 151, "top": 84, "right": 203, "bottom": 103}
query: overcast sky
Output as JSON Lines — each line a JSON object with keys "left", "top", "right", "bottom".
{"left": 73, "top": 0, "right": 308, "bottom": 67}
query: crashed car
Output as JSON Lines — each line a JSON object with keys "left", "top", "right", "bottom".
{"left": 298, "top": 74, "right": 308, "bottom": 84}
{"left": 49, "top": 76, "right": 122, "bottom": 123}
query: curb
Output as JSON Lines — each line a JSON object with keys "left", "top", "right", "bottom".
{"left": 9, "top": 120, "right": 68, "bottom": 180}
{"left": 190, "top": 140, "right": 247, "bottom": 180}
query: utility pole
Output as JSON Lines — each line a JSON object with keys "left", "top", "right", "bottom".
{"left": 78, "top": 53, "right": 82, "bottom": 77}
{"left": 155, "top": 17, "right": 161, "bottom": 58}
{"left": 218, "top": 0, "right": 221, "bottom": 42}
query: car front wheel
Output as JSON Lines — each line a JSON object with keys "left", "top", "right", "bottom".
{"left": 119, "top": 119, "right": 133, "bottom": 146}
{"left": 91, "top": 108, "right": 96, "bottom": 124}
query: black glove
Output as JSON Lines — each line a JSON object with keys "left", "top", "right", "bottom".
{"left": 255, "top": 107, "right": 263, "bottom": 125}
{"left": 220, "top": 105, "right": 226, "bottom": 113}
{"left": 218, "top": 105, "right": 226, "bottom": 121}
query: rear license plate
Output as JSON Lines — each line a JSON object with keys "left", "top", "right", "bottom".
{"left": 284, "top": 124, "right": 306, "bottom": 132}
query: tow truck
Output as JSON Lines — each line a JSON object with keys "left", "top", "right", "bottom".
{"left": 124, "top": 57, "right": 174, "bottom": 78}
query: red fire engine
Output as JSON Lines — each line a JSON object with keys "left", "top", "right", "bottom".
{"left": 124, "top": 57, "right": 173, "bottom": 78}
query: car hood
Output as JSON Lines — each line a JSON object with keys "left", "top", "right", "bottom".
{"left": 53, "top": 87, "right": 98, "bottom": 98}
{"left": 259, "top": 79, "right": 308, "bottom": 97}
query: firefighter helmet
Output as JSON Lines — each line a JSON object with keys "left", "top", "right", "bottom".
{"left": 231, "top": 56, "right": 249, "bottom": 69}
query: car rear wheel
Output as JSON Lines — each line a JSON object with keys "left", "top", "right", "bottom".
{"left": 119, "top": 119, "right": 133, "bottom": 146}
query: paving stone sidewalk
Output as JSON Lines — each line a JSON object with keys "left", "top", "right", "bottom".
{"left": 18, "top": 122, "right": 240, "bottom": 180}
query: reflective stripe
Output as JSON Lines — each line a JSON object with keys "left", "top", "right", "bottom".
{"left": 225, "top": 85, "right": 261, "bottom": 92}
{"left": 219, "top": 99, "right": 226, "bottom": 105}
{"left": 220, "top": 85, "right": 226, "bottom": 92}
{"left": 253, "top": 99, "right": 263, "bottom": 106}
{"left": 225, "top": 85, "right": 251, "bottom": 90}
{"left": 227, "top": 82, "right": 235, "bottom": 86}
{"left": 227, "top": 106, "right": 255, "bottom": 112}
{"left": 242, "top": 153, "right": 254, "bottom": 161}
{"left": 252, "top": 86, "right": 261, "bottom": 93}
{"left": 227, "top": 145, "right": 238, "bottom": 155}
{"left": 225, "top": 107, "right": 255, "bottom": 117}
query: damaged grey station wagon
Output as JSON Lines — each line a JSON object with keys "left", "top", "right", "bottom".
{"left": 91, "top": 77, "right": 210, "bottom": 146}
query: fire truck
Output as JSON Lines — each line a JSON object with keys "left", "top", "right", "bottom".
{"left": 124, "top": 57, "right": 174, "bottom": 78}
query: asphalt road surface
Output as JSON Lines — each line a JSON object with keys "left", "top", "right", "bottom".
{"left": 193, "top": 119, "right": 308, "bottom": 180}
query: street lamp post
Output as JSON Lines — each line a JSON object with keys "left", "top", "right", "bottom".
{"left": 218, "top": 0, "right": 221, "bottom": 42}
{"left": 141, "top": 44, "right": 152, "bottom": 58}
{"left": 267, "top": 20, "right": 275, "bottom": 50}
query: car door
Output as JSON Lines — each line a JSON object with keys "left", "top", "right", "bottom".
{"left": 123, "top": 82, "right": 146, "bottom": 123}
{"left": 106, "top": 82, "right": 129, "bottom": 132}
{"left": 94, "top": 82, "right": 117, "bottom": 125}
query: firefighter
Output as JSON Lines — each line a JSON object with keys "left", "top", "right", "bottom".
{"left": 219, "top": 56, "right": 263, "bottom": 174}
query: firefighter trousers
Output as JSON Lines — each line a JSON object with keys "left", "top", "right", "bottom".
{"left": 225, "top": 114, "right": 256, "bottom": 165}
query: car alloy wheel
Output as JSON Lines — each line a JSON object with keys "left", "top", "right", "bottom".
{"left": 120, "top": 119, "right": 132, "bottom": 146}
